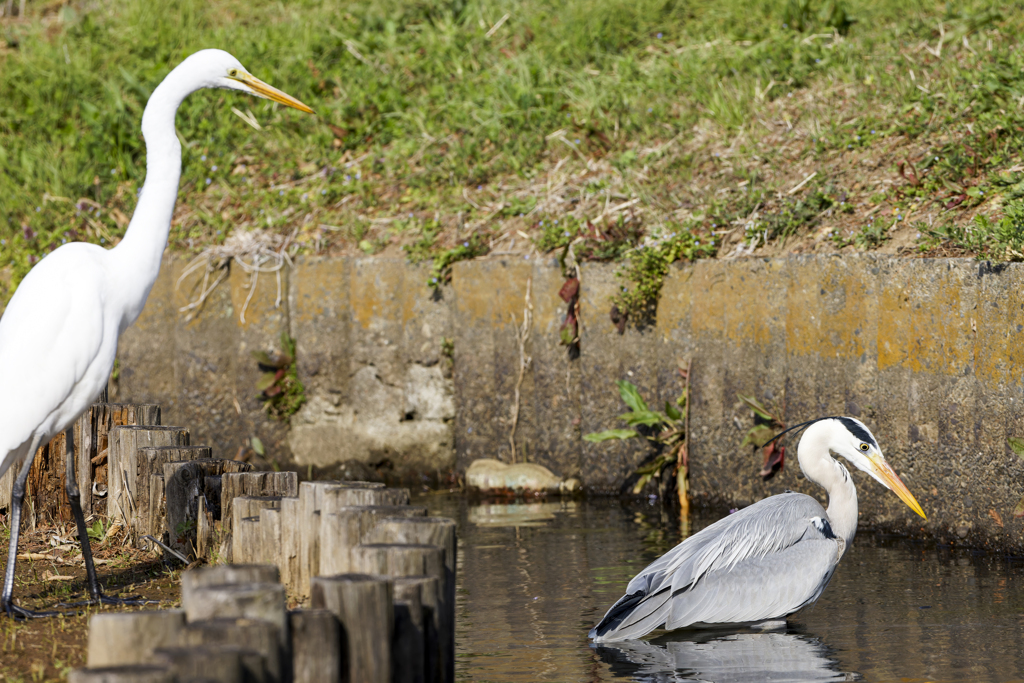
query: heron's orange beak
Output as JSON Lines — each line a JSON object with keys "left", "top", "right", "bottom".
{"left": 228, "top": 72, "right": 315, "bottom": 114}
{"left": 871, "top": 455, "right": 927, "bottom": 519}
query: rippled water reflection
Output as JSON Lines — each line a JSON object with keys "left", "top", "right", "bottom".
{"left": 420, "top": 496, "right": 1024, "bottom": 683}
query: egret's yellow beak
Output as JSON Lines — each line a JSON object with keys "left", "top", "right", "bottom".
{"left": 871, "top": 454, "right": 927, "bottom": 519}
{"left": 228, "top": 72, "right": 315, "bottom": 115}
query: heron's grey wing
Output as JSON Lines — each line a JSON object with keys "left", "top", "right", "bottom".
{"left": 591, "top": 493, "right": 839, "bottom": 641}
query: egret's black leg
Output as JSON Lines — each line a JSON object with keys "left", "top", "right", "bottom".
{"left": 62, "top": 428, "right": 155, "bottom": 608}
{"left": 2, "top": 440, "right": 61, "bottom": 619}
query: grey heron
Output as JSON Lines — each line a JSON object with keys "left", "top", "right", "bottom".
{"left": 0, "top": 49, "right": 312, "bottom": 618}
{"left": 590, "top": 416, "right": 926, "bottom": 642}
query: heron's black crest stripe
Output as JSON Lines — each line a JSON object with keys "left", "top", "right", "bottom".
{"left": 836, "top": 417, "right": 878, "bottom": 448}
{"left": 759, "top": 415, "right": 878, "bottom": 450}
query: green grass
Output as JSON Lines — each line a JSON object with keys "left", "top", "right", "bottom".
{"left": 4, "top": 0, "right": 1024, "bottom": 316}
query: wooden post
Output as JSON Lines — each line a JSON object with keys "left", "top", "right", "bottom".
{"left": 319, "top": 506, "right": 428, "bottom": 577}
{"left": 259, "top": 507, "right": 282, "bottom": 569}
{"left": 311, "top": 575, "right": 393, "bottom": 683}
{"left": 181, "top": 565, "right": 280, "bottom": 604}
{"left": 394, "top": 577, "right": 440, "bottom": 683}
{"left": 222, "top": 472, "right": 298, "bottom": 524}
{"left": 152, "top": 646, "right": 247, "bottom": 683}
{"left": 392, "top": 581, "right": 425, "bottom": 683}
{"left": 182, "top": 618, "right": 284, "bottom": 683}
{"left": 162, "top": 461, "right": 204, "bottom": 560}
{"left": 69, "top": 666, "right": 174, "bottom": 683}
{"left": 136, "top": 446, "right": 211, "bottom": 539}
{"left": 72, "top": 403, "right": 161, "bottom": 517}
{"left": 321, "top": 486, "right": 411, "bottom": 511}
{"left": 367, "top": 518, "right": 457, "bottom": 683}
{"left": 289, "top": 609, "right": 344, "bottom": 683}
{"left": 26, "top": 432, "right": 70, "bottom": 525}
{"left": 279, "top": 497, "right": 302, "bottom": 595}
{"left": 350, "top": 544, "right": 449, "bottom": 683}
{"left": 182, "top": 582, "right": 288, "bottom": 651}
{"left": 86, "top": 611, "right": 185, "bottom": 666}
{"left": 230, "top": 496, "right": 283, "bottom": 563}
{"left": 108, "top": 426, "right": 189, "bottom": 536}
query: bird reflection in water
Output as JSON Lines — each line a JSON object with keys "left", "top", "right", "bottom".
{"left": 592, "top": 628, "right": 859, "bottom": 683}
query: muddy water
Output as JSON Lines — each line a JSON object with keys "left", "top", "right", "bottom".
{"left": 420, "top": 496, "right": 1024, "bottom": 683}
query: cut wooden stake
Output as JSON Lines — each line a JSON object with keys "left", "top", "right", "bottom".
{"left": 289, "top": 609, "right": 344, "bottom": 683}
{"left": 311, "top": 574, "right": 393, "bottom": 683}
{"left": 86, "top": 611, "right": 185, "bottom": 667}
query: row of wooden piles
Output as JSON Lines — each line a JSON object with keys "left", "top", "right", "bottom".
{"left": 71, "top": 482, "right": 458, "bottom": 683}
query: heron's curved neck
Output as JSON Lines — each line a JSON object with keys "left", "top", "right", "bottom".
{"left": 109, "top": 65, "right": 194, "bottom": 323}
{"left": 797, "top": 425, "right": 858, "bottom": 549}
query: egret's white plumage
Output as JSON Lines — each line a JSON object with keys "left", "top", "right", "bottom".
{"left": 590, "top": 417, "right": 926, "bottom": 642}
{"left": 0, "top": 49, "right": 312, "bottom": 617}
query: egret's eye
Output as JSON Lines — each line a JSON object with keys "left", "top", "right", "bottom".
{"left": 859, "top": 443, "right": 869, "bottom": 452}
{"left": 228, "top": 68, "right": 240, "bottom": 77}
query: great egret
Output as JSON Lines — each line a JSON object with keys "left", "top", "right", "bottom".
{"left": 0, "top": 49, "right": 313, "bottom": 618}
{"left": 590, "top": 416, "right": 926, "bottom": 642}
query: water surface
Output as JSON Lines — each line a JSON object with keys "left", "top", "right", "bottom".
{"left": 421, "top": 496, "right": 1024, "bottom": 683}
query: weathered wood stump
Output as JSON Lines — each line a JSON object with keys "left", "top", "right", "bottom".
{"left": 395, "top": 576, "right": 441, "bottom": 683}
{"left": 163, "top": 461, "right": 205, "bottom": 560}
{"left": 319, "top": 506, "right": 428, "bottom": 577}
{"left": 0, "top": 403, "right": 161, "bottom": 521}
{"left": 230, "top": 497, "right": 282, "bottom": 564}
{"left": 152, "top": 646, "right": 250, "bottom": 683}
{"left": 351, "top": 544, "right": 450, "bottom": 683}
{"left": 86, "top": 610, "right": 186, "bottom": 666}
{"left": 182, "top": 618, "right": 283, "bottom": 683}
{"left": 108, "top": 425, "right": 189, "bottom": 538}
{"left": 278, "top": 497, "right": 303, "bottom": 592}
{"left": 392, "top": 580, "right": 426, "bottom": 683}
{"left": 367, "top": 517, "right": 457, "bottom": 683}
{"left": 311, "top": 574, "right": 393, "bottom": 683}
{"left": 222, "top": 472, "right": 297, "bottom": 527}
{"left": 181, "top": 565, "right": 280, "bottom": 603}
{"left": 137, "top": 446, "right": 211, "bottom": 539}
{"left": 69, "top": 666, "right": 174, "bottom": 683}
{"left": 289, "top": 609, "right": 344, "bottom": 683}
{"left": 182, "top": 582, "right": 288, "bottom": 650}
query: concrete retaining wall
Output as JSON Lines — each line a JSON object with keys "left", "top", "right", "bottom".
{"left": 111, "top": 254, "right": 1024, "bottom": 549}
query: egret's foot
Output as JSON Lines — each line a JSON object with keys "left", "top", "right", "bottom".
{"left": 2, "top": 601, "right": 65, "bottom": 620}
{"left": 749, "top": 619, "right": 788, "bottom": 631}
{"left": 58, "top": 593, "right": 158, "bottom": 608}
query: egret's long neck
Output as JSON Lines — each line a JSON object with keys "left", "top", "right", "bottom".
{"left": 797, "top": 424, "right": 858, "bottom": 550}
{"left": 109, "top": 67, "right": 192, "bottom": 326}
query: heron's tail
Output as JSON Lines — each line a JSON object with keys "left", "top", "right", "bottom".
{"left": 589, "top": 585, "right": 673, "bottom": 642}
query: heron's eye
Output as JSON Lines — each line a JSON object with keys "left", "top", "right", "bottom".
{"left": 228, "top": 68, "right": 239, "bottom": 77}
{"left": 859, "top": 443, "right": 869, "bottom": 452}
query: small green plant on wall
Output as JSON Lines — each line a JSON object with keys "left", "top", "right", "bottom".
{"left": 584, "top": 361, "right": 691, "bottom": 514}
{"left": 253, "top": 332, "right": 306, "bottom": 420}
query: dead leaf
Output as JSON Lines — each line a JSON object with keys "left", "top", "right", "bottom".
{"left": 989, "top": 509, "right": 1004, "bottom": 528}
{"left": 1015, "top": 495, "right": 1024, "bottom": 519}
{"left": 42, "top": 570, "right": 74, "bottom": 581}
{"left": 559, "top": 278, "right": 579, "bottom": 303}
{"left": 760, "top": 444, "right": 786, "bottom": 481}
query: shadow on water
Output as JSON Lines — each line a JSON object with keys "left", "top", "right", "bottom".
{"left": 420, "top": 495, "right": 1024, "bottom": 683}
{"left": 593, "top": 629, "right": 856, "bottom": 682}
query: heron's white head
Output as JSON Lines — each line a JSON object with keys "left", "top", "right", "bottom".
{"left": 173, "top": 49, "right": 314, "bottom": 114}
{"left": 811, "top": 417, "right": 927, "bottom": 519}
